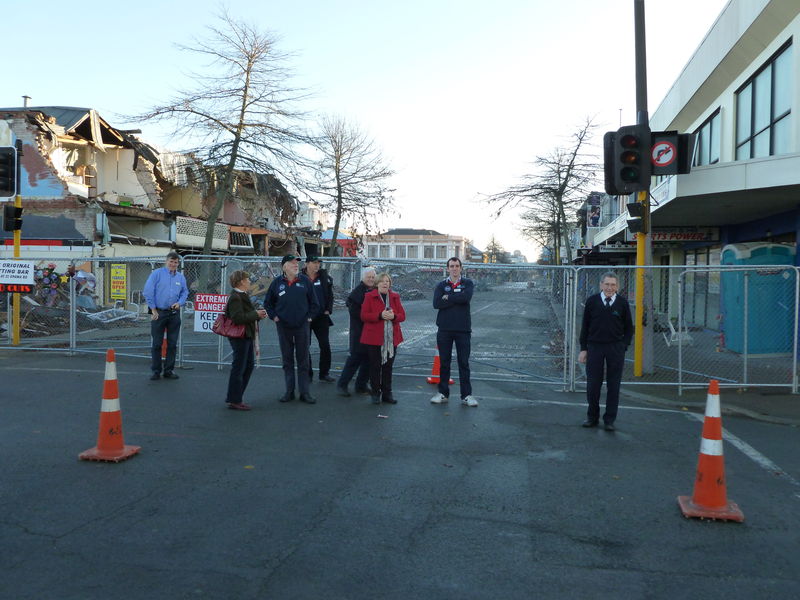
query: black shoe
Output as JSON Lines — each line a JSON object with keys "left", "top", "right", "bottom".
{"left": 319, "top": 375, "right": 336, "bottom": 383}
{"left": 604, "top": 422, "right": 616, "bottom": 432}
{"left": 150, "top": 372, "right": 160, "bottom": 380}
{"left": 355, "top": 387, "right": 370, "bottom": 395}
{"left": 300, "top": 394, "right": 316, "bottom": 404}
{"left": 582, "top": 420, "right": 599, "bottom": 428}
{"left": 370, "top": 394, "right": 381, "bottom": 405}
{"left": 163, "top": 372, "right": 179, "bottom": 380}
{"left": 279, "top": 392, "right": 295, "bottom": 403}
{"left": 382, "top": 393, "right": 397, "bottom": 404}
{"left": 337, "top": 386, "right": 351, "bottom": 397}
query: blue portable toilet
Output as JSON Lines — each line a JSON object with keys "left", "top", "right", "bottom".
{"left": 720, "top": 243, "right": 796, "bottom": 354}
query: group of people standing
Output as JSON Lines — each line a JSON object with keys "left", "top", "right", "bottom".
{"left": 143, "top": 252, "right": 478, "bottom": 412}
{"left": 144, "top": 253, "right": 632, "bottom": 429}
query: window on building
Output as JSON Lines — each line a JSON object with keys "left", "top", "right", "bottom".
{"left": 368, "top": 245, "right": 378, "bottom": 258}
{"left": 735, "top": 43, "right": 792, "bottom": 160}
{"left": 407, "top": 246, "right": 419, "bottom": 259}
{"left": 436, "top": 245, "right": 447, "bottom": 259}
{"left": 694, "top": 110, "right": 721, "bottom": 166}
{"left": 394, "top": 245, "right": 406, "bottom": 258}
{"left": 379, "top": 245, "right": 390, "bottom": 258}
{"left": 423, "top": 246, "right": 434, "bottom": 259}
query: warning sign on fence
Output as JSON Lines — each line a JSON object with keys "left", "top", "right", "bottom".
{"left": 194, "top": 293, "right": 228, "bottom": 332}
{"left": 110, "top": 264, "right": 127, "bottom": 300}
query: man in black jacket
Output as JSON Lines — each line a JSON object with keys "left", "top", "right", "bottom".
{"left": 336, "top": 267, "right": 376, "bottom": 396}
{"left": 302, "top": 256, "right": 335, "bottom": 382}
{"left": 578, "top": 271, "right": 634, "bottom": 431}
{"left": 430, "top": 257, "right": 478, "bottom": 407}
{"left": 265, "top": 255, "right": 319, "bottom": 404}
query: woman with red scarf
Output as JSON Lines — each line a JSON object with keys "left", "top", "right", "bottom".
{"left": 360, "top": 273, "right": 406, "bottom": 405}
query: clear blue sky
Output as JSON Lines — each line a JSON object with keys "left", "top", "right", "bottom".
{"left": 4, "top": 0, "right": 730, "bottom": 258}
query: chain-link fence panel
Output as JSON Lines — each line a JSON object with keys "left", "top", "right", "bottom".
{"left": 367, "top": 260, "right": 571, "bottom": 386}
{"left": 677, "top": 265, "right": 798, "bottom": 390}
{"left": 66, "top": 257, "right": 170, "bottom": 359}
{"left": 571, "top": 265, "right": 799, "bottom": 392}
{"left": 177, "top": 256, "right": 364, "bottom": 372}
{"left": 0, "top": 256, "right": 162, "bottom": 354}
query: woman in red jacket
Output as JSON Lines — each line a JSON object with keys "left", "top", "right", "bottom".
{"left": 360, "top": 272, "right": 406, "bottom": 405}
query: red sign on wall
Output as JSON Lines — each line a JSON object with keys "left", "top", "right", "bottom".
{"left": 0, "top": 283, "right": 33, "bottom": 293}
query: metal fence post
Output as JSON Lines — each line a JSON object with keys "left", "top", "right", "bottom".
{"left": 794, "top": 267, "right": 799, "bottom": 394}
{"left": 743, "top": 270, "right": 749, "bottom": 388}
{"left": 218, "top": 261, "right": 228, "bottom": 371}
{"left": 678, "top": 271, "right": 684, "bottom": 396}
{"left": 562, "top": 268, "right": 571, "bottom": 392}
{"left": 568, "top": 268, "right": 578, "bottom": 392}
{"left": 69, "top": 268, "right": 76, "bottom": 355}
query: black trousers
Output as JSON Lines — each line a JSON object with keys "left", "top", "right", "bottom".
{"left": 308, "top": 315, "right": 332, "bottom": 378}
{"left": 337, "top": 344, "right": 370, "bottom": 391}
{"left": 437, "top": 330, "right": 472, "bottom": 399}
{"left": 366, "top": 345, "right": 396, "bottom": 396}
{"left": 585, "top": 341, "right": 626, "bottom": 424}
{"left": 276, "top": 321, "right": 311, "bottom": 396}
{"left": 226, "top": 337, "right": 255, "bottom": 405}
{"left": 150, "top": 310, "right": 180, "bottom": 374}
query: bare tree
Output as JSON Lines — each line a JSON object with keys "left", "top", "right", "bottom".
{"left": 131, "top": 11, "right": 312, "bottom": 255}
{"left": 485, "top": 118, "right": 599, "bottom": 264}
{"left": 484, "top": 236, "right": 510, "bottom": 264}
{"left": 309, "top": 115, "right": 395, "bottom": 256}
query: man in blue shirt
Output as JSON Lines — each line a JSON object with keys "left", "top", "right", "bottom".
{"left": 430, "top": 257, "right": 478, "bottom": 407}
{"left": 143, "top": 251, "right": 189, "bottom": 380}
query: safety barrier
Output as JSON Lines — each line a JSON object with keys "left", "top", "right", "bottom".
{"left": 2, "top": 256, "right": 798, "bottom": 392}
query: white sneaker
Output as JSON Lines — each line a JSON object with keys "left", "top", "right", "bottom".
{"left": 430, "top": 393, "right": 449, "bottom": 404}
{"left": 461, "top": 395, "right": 478, "bottom": 407}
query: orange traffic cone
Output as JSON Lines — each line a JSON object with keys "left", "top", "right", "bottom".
{"left": 677, "top": 380, "right": 744, "bottom": 521}
{"left": 426, "top": 346, "right": 455, "bottom": 385}
{"left": 79, "top": 349, "right": 140, "bottom": 463}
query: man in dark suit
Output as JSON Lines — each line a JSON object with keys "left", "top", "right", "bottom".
{"left": 578, "top": 271, "right": 633, "bottom": 431}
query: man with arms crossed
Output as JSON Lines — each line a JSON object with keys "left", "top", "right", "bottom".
{"left": 430, "top": 257, "right": 478, "bottom": 407}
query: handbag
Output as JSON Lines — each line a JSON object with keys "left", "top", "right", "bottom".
{"left": 212, "top": 313, "right": 246, "bottom": 338}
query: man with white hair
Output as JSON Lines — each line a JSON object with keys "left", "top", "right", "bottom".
{"left": 578, "top": 271, "right": 633, "bottom": 431}
{"left": 336, "top": 267, "right": 376, "bottom": 396}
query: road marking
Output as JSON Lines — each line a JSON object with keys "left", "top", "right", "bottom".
{"left": 689, "top": 412, "right": 800, "bottom": 499}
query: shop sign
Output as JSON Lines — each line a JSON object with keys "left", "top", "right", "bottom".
{"left": 651, "top": 227, "right": 719, "bottom": 242}
{"left": 0, "top": 260, "right": 34, "bottom": 285}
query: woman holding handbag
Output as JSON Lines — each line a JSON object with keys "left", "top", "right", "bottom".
{"left": 225, "top": 270, "right": 267, "bottom": 410}
{"left": 360, "top": 272, "right": 405, "bottom": 405}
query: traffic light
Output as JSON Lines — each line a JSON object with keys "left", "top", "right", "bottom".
{"left": 626, "top": 201, "right": 648, "bottom": 234}
{"left": 603, "top": 124, "right": 652, "bottom": 196}
{"left": 3, "top": 203, "right": 22, "bottom": 231}
{"left": 0, "top": 146, "right": 16, "bottom": 198}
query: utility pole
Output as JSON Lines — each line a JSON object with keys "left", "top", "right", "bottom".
{"left": 633, "top": 0, "right": 654, "bottom": 375}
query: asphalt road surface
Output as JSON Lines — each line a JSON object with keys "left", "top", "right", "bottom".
{"left": 2, "top": 348, "right": 799, "bottom": 599}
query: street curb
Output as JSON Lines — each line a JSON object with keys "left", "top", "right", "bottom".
{"left": 622, "top": 389, "right": 800, "bottom": 427}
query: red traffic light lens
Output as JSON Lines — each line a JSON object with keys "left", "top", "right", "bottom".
{"left": 620, "top": 134, "right": 639, "bottom": 148}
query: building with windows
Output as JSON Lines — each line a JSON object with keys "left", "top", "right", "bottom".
{"left": 583, "top": 0, "right": 800, "bottom": 332}
{"left": 591, "top": 0, "right": 800, "bottom": 268}
{"left": 363, "top": 228, "right": 469, "bottom": 261}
